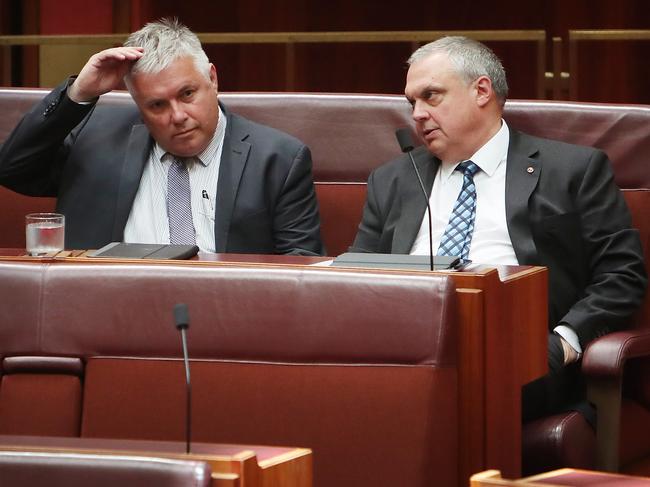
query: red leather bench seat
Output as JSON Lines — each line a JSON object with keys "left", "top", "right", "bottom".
{"left": 0, "top": 261, "right": 458, "bottom": 487}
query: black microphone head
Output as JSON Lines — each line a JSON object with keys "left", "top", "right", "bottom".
{"left": 395, "top": 128, "right": 415, "bottom": 153}
{"left": 173, "top": 303, "right": 190, "bottom": 330}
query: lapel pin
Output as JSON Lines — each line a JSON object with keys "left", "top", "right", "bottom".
{"left": 526, "top": 166, "right": 534, "bottom": 174}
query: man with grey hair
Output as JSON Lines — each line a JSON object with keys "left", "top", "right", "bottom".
{"left": 352, "top": 36, "right": 646, "bottom": 425}
{"left": 0, "top": 18, "right": 324, "bottom": 255}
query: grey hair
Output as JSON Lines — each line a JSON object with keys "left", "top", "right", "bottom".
{"left": 408, "top": 36, "right": 508, "bottom": 104}
{"left": 123, "top": 18, "right": 210, "bottom": 85}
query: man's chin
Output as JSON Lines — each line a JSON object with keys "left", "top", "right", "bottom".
{"left": 425, "top": 140, "right": 445, "bottom": 159}
{"left": 164, "top": 142, "right": 207, "bottom": 159}
{"left": 173, "top": 149, "right": 199, "bottom": 158}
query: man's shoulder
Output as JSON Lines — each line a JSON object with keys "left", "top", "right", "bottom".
{"left": 511, "top": 129, "right": 613, "bottom": 181}
{"left": 513, "top": 129, "right": 604, "bottom": 159}
{"left": 93, "top": 97, "right": 142, "bottom": 123}
{"left": 370, "top": 145, "right": 431, "bottom": 180}
{"left": 70, "top": 94, "right": 143, "bottom": 136}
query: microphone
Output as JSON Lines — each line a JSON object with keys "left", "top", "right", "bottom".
{"left": 395, "top": 128, "right": 434, "bottom": 271}
{"left": 173, "top": 303, "right": 192, "bottom": 454}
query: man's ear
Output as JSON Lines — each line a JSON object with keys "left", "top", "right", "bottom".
{"left": 475, "top": 75, "right": 493, "bottom": 107}
{"left": 209, "top": 63, "right": 218, "bottom": 93}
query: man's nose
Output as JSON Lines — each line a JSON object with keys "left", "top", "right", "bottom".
{"left": 411, "top": 100, "right": 430, "bottom": 121}
{"left": 170, "top": 101, "right": 188, "bottom": 124}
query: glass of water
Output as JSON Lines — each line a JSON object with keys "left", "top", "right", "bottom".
{"left": 25, "top": 213, "right": 65, "bottom": 256}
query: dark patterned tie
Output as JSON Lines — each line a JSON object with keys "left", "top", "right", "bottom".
{"left": 436, "top": 160, "right": 480, "bottom": 261}
{"left": 167, "top": 158, "right": 196, "bottom": 245}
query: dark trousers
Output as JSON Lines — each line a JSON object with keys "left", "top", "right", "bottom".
{"left": 522, "top": 333, "right": 596, "bottom": 427}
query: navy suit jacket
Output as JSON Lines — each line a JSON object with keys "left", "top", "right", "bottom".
{"left": 351, "top": 129, "right": 647, "bottom": 347}
{"left": 0, "top": 80, "right": 324, "bottom": 256}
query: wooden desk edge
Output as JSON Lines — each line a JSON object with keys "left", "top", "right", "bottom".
{"left": 257, "top": 448, "right": 312, "bottom": 468}
{"left": 0, "top": 441, "right": 311, "bottom": 475}
{"left": 524, "top": 467, "right": 650, "bottom": 483}
{"left": 0, "top": 250, "right": 521, "bottom": 280}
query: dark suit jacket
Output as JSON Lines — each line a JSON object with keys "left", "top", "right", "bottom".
{"left": 352, "top": 129, "right": 647, "bottom": 347}
{"left": 0, "top": 80, "right": 324, "bottom": 255}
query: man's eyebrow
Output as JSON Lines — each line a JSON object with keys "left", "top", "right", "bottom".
{"left": 405, "top": 84, "right": 439, "bottom": 101}
{"left": 419, "top": 84, "right": 442, "bottom": 95}
{"left": 143, "top": 96, "right": 164, "bottom": 106}
{"left": 177, "top": 83, "right": 198, "bottom": 94}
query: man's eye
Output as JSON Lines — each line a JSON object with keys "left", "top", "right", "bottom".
{"left": 182, "top": 90, "right": 195, "bottom": 99}
{"left": 425, "top": 92, "right": 443, "bottom": 105}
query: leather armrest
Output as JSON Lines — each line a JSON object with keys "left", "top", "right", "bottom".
{"left": 582, "top": 328, "right": 650, "bottom": 471}
{"left": 582, "top": 329, "right": 650, "bottom": 379}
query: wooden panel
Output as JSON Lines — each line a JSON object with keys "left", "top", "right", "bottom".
{"left": 3, "top": 0, "right": 650, "bottom": 100}
{"left": 39, "top": 0, "right": 113, "bottom": 34}
{"left": 129, "top": 0, "right": 646, "bottom": 101}
{"left": 37, "top": 0, "right": 113, "bottom": 88}
{"left": 484, "top": 267, "right": 547, "bottom": 477}
{"left": 38, "top": 43, "right": 111, "bottom": 88}
{"left": 442, "top": 266, "right": 548, "bottom": 480}
{"left": 456, "top": 288, "right": 486, "bottom": 484}
{"left": 19, "top": 0, "right": 39, "bottom": 87}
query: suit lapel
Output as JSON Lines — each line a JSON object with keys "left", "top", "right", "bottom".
{"left": 505, "top": 130, "right": 541, "bottom": 263}
{"left": 112, "top": 124, "right": 152, "bottom": 240}
{"left": 214, "top": 112, "right": 251, "bottom": 252}
{"left": 393, "top": 147, "right": 439, "bottom": 253}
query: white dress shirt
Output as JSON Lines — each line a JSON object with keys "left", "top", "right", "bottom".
{"left": 410, "top": 120, "right": 518, "bottom": 265}
{"left": 123, "top": 106, "right": 227, "bottom": 252}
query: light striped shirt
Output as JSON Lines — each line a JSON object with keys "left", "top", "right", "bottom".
{"left": 123, "top": 106, "right": 227, "bottom": 252}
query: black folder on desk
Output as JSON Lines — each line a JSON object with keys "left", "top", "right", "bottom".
{"left": 331, "top": 252, "right": 460, "bottom": 271}
{"left": 87, "top": 242, "right": 199, "bottom": 260}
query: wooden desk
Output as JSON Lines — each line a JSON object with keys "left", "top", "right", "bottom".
{"left": 0, "top": 249, "right": 548, "bottom": 485}
{"left": 0, "top": 435, "right": 312, "bottom": 487}
{"left": 446, "top": 264, "right": 547, "bottom": 482}
{"left": 472, "top": 468, "right": 650, "bottom": 486}
{"left": 528, "top": 468, "right": 650, "bottom": 485}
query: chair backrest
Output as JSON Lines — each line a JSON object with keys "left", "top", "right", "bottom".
{"left": 1, "top": 89, "right": 649, "bottom": 255}
{"left": 0, "top": 260, "right": 458, "bottom": 487}
{"left": 0, "top": 356, "right": 83, "bottom": 436}
{"left": 0, "top": 451, "right": 212, "bottom": 487}
{"left": 621, "top": 190, "right": 650, "bottom": 328}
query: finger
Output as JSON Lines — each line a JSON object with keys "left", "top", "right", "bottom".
{"left": 560, "top": 338, "right": 578, "bottom": 365}
{"left": 119, "top": 47, "right": 144, "bottom": 59}
{"left": 94, "top": 47, "right": 143, "bottom": 63}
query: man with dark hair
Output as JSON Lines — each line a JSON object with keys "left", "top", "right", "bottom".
{"left": 352, "top": 36, "right": 647, "bottom": 423}
{"left": 0, "top": 19, "right": 323, "bottom": 255}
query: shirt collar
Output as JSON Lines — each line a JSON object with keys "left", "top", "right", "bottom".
{"left": 154, "top": 105, "right": 227, "bottom": 166}
{"left": 440, "top": 119, "right": 509, "bottom": 180}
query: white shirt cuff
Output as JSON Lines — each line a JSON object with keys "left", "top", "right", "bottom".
{"left": 553, "top": 324, "right": 583, "bottom": 355}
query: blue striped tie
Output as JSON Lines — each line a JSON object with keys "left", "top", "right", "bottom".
{"left": 437, "top": 160, "right": 480, "bottom": 261}
{"left": 167, "top": 158, "right": 196, "bottom": 245}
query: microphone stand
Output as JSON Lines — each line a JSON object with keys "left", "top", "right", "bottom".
{"left": 174, "top": 303, "right": 192, "bottom": 454}
{"left": 395, "top": 128, "right": 434, "bottom": 271}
